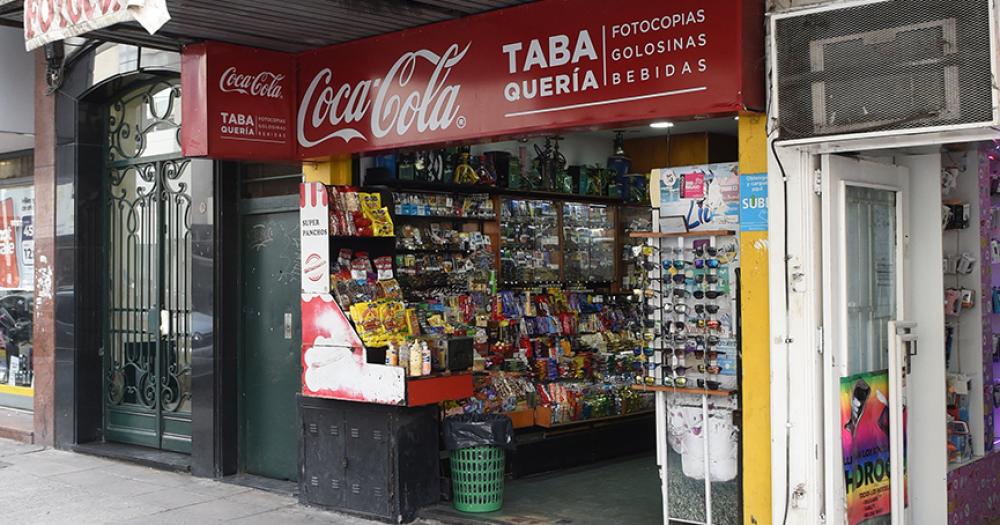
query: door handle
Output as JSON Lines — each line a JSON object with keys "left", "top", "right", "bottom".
{"left": 895, "top": 323, "right": 917, "bottom": 374}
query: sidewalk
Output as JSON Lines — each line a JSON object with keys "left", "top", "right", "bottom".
{"left": 0, "top": 437, "right": 435, "bottom": 524}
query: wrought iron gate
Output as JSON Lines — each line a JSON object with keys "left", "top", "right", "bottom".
{"left": 103, "top": 80, "right": 194, "bottom": 453}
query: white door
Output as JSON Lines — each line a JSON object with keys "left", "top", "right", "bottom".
{"left": 821, "top": 155, "right": 911, "bottom": 525}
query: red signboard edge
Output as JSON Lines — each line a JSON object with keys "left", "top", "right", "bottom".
{"left": 180, "top": 43, "right": 209, "bottom": 158}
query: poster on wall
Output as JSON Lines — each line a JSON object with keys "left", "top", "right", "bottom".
{"left": 841, "top": 370, "right": 905, "bottom": 525}
{"left": 0, "top": 188, "right": 34, "bottom": 291}
{"left": 657, "top": 163, "right": 739, "bottom": 232}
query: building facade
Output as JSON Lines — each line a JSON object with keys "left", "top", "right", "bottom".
{"left": 3, "top": 2, "right": 777, "bottom": 524}
{"left": 768, "top": 1, "right": 1000, "bottom": 524}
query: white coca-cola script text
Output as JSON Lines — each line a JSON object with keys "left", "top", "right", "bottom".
{"left": 219, "top": 67, "right": 285, "bottom": 99}
{"left": 297, "top": 43, "right": 469, "bottom": 148}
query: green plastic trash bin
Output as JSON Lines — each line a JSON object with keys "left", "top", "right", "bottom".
{"left": 449, "top": 445, "right": 505, "bottom": 513}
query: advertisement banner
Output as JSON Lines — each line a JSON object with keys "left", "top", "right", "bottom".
{"left": 181, "top": 42, "right": 297, "bottom": 161}
{"left": 299, "top": 183, "right": 330, "bottom": 294}
{"left": 0, "top": 188, "right": 34, "bottom": 291}
{"left": 22, "top": 0, "right": 170, "bottom": 51}
{"left": 297, "top": 0, "right": 763, "bottom": 157}
{"left": 657, "top": 163, "right": 740, "bottom": 232}
{"left": 739, "top": 173, "right": 768, "bottom": 232}
{"left": 841, "top": 370, "right": 899, "bottom": 525}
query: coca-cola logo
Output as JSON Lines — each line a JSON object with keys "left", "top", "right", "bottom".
{"left": 219, "top": 67, "right": 285, "bottom": 99}
{"left": 297, "top": 43, "right": 469, "bottom": 148}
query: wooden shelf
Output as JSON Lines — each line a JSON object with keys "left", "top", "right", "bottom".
{"left": 369, "top": 179, "right": 624, "bottom": 204}
{"left": 533, "top": 406, "right": 654, "bottom": 428}
{"left": 394, "top": 214, "right": 496, "bottom": 222}
{"left": 629, "top": 230, "right": 736, "bottom": 239}
{"left": 630, "top": 384, "right": 736, "bottom": 397}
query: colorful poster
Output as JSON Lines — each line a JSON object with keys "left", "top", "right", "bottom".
{"left": 739, "top": 173, "right": 768, "bottom": 232}
{"left": 658, "top": 163, "right": 740, "bottom": 231}
{"left": 841, "top": 370, "right": 898, "bottom": 525}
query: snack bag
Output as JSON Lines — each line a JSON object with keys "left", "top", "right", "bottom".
{"left": 369, "top": 207, "right": 394, "bottom": 237}
{"left": 351, "top": 252, "right": 374, "bottom": 283}
{"left": 374, "top": 256, "right": 394, "bottom": 281}
{"left": 379, "top": 301, "right": 407, "bottom": 335}
{"left": 327, "top": 186, "right": 348, "bottom": 235}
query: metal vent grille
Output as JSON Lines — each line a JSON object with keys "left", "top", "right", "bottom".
{"left": 775, "top": 0, "right": 995, "bottom": 139}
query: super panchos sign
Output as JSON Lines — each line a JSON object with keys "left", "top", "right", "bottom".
{"left": 181, "top": 0, "right": 762, "bottom": 161}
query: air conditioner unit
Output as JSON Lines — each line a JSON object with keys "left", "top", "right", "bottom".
{"left": 771, "top": 0, "right": 999, "bottom": 142}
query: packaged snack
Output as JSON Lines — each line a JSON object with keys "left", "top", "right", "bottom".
{"left": 359, "top": 192, "right": 382, "bottom": 216}
{"left": 351, "top": 252, "right": 374, "bottom": 283}
{"left": 369, "top": 207, "right": 395, "bottom": 237}
{"left": 379, "top": 301, "right": 407, "bottom": 334}
{"left": 378, "top": 278, "right": 402, "bottom": 300}
{"left": 374, "top": 256, "right": 394, "bottom": 281}
{"left": 336, "top": 248, "right": 353, "bottom": 278}
{"left": 327, "top": 186, "right": 350, "bottom": 235}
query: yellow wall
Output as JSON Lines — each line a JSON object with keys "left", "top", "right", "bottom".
{"left": 303, "top": 155, "right": 352, "bottom": 185}
{"left": 738, "top": 111, "right": 771, "bottom": 525}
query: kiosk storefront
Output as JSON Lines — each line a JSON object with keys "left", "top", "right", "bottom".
{"left": 179, "top": 1, "right": 767, "bottom": 523}
{"left": 769, "top": 2, "right": 1000, "bottom": 525}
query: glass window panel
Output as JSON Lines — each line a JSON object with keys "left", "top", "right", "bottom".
{"left": 845, "top": 186, "right": 897, "bottom": 375}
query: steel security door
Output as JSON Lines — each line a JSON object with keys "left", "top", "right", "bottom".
{"left": 821, "top": 155, "right": 911, "bottom": 525}
{"left": 241, "top": 202, "right": 301, "bottom": 480}
{"left": 104, "top": 80, "right": 194, "bottom": 453}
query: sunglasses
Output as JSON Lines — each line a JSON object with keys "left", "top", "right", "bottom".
{"left": 663, "top": 259, "right": 688, "bottom": 270}
{"left": 672, "top": 303, "right": 690, "bottom": 314}
{"left": 663, "top": 376, "right": 689, "bottom": 387}
{"left": 693, "top": 246, "right": 718, "bottom": 257}
{"left": 694, "top": 258, "right": 722, "bottom": 269}
{"left": 694, "top": 304, "right": 721, "bottom": 315}
{"left": 670, "top": 366, "right": 689, "bottom": 375}
{"left": 672, "top": 288, "right": 691, "bottom": 298}
{"left": 707, "top": 319, "right": 722, "bottom": 330}
{"left": 671, "top": 273, "right": 691, "bottom": 284}
{"left": 670, "top": 322, "right": 686, "bottom": 334}
{"left": 644, "top": 362, "right": 660, "bottom": 370}
{"left": 642, "top": 347, "right": 656, "bottom": 357}
{"left": 687, "top": 335, "right": 721, "bottom": 346}
{"left": 697, "top": 364, "right": 722, "bottom": 374}
{"left": 693, "top": 290, "right": 725, "bottom": 300}
{"left": 694, "top": 274, "right": 719, "bottom": 284}
{"left": 697, "top": 378, "right": 721, "bottom": 390}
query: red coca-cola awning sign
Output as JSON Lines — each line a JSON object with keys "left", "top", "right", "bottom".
{"left": 182, "top": 0, "right": 763, "bottom": 161}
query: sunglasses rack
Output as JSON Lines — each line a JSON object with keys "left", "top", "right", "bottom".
{"left": 627, "top": 227, "right": 740, "bottom": 525}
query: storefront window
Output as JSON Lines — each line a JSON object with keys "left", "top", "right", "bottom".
{"left": 0, "top": 153, "right": 35, "bottom": 410}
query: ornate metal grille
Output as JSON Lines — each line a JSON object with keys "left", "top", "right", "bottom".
{"left": 104, "top": 79, "right": 194, "bottom": 453}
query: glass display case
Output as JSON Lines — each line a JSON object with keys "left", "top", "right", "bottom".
{"left": 499, "top": 198, "right": 560, "bottom": 284}
{"left": 562, "top": 202, "right": 615, "bottom": 283}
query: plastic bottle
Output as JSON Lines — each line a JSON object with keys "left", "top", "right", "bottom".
{"left": 386, "top": 342, "right": 398, "bottom": 367}
{"left": 421, "top": 341, "right": 432, "bottom": 376}
{"left": 409, "top": 340, "right": 423, "bottom": 377}
{"left": 399, "top": 342, "right": 411, "bottom": 373}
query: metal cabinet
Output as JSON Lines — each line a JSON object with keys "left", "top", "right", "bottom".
{"left": 299, "top": 396, "right": 439, "bottom": 522}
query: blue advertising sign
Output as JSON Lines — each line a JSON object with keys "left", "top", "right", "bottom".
{"left": 739, "top": 173, "right": 768, "bottom": 232}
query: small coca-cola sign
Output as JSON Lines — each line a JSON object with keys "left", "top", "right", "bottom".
{"left": 182, "top": 42, "right": 297, "bottom": 161}
{"left": 219, "top": 67, "right": 286, "bottom": 99}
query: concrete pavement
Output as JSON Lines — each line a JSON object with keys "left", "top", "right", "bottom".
{"left": 0, "top": 437, "right": 433, "bottom": 524}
